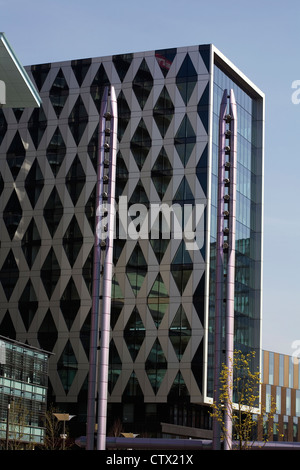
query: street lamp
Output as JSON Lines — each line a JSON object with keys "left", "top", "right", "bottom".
{"left": 53, "top": 413, "right": 75, "bottom": 450}
{"left": 5, "top": 402, "right": 10, "bottom": 450}
{"left": 5, "top": 397, "right": 14, "bottom": 450}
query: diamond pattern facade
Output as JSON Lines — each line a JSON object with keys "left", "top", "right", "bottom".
{"left": 0, "top": 45, "right": 214, "bottom": 428}
{"left": 0, "top": 45, "right": 264, "bottom": 435}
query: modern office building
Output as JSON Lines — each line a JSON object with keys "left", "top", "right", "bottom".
{"left": 261, "top": 350, "right": 300, "bottom": 442}
{"left": 0, "top": 44, "right": 264, "bottom": 438}
{"left": 0, "top": 335, "right": 50, "bottom": 447}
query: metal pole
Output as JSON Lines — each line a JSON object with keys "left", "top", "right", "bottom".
{"left": 53, "top": 413, "right": 75, "bottom": 450}
{"left": 97, "top": 85, "right": 117, "bottom": 450}
{"left": 5, "top": 403, "right": 10, "bottom": 450}
{"left": 212, "top": 89, "right": 228, "bottom": 450}
{"left": 224, "top": 89, "right": 237, "bottom": 450}
{"left": 86, "top": 87, "right": 110, "bottom": 450}
{"left": 62, "top": 420, "right": 66, "bottom": 450}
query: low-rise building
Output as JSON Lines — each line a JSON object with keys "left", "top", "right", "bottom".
{"left": 262, "top": 350, "right": 300, "bottom": 442}
{"left": 0, "top": 335, "right": 50, "bottom": 448}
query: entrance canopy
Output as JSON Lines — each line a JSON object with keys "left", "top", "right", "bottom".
{"left": 0, "top": 32, "right": 41, "bottom": 108}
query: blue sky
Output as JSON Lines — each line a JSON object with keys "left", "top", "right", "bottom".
{"left": 1, "top": 0, "right": 300, "bottom": 356}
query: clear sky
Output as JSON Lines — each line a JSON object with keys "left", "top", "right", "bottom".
{"left": 1, "top": 0, "right": 300, "bottom": 356}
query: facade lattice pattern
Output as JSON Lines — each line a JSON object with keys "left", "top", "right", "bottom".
{"left": 0, "top": 45, "right": 264, "bottom": 433}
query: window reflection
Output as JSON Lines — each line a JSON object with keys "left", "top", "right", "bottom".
{"left": 208, "top": 64, "right": 263, "bottom": 395}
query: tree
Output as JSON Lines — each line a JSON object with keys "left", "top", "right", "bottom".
{"left": 210, "top": 350, "right": 277, "bottom": 450}
{"left": 108, "top": 418, "right": 124, "bottom": 437}
{"left": 2, "top": 397, "right": 33, "bottom": 450}
{"left": 42, "top": 405, "right": 62, "bottom": 449}
{"left": 42, "top": 405, "right": 74, "bottom": 450}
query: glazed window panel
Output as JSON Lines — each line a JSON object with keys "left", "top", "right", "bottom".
{"left": 289, "top": 356, "right": 294, "bottom": 388}
{"left": 296, "top": 390, "right": 300, "bottom": 417}
{"left": 265, "top": 384, "right": 272, "bottom": 413}
{"left": 279, "top": 354, "right": 284, "bottom": 386}
{"left": 286, "top": 388, "right": 291, "bottom": 416}
{"left": 123, "top": 308, "right": 145, "bottom": 361}
{"left": 276, "top": 386, "right": 281, "bottom": 414}
{"left": 269, "top": 352, "right": 274, "bottom": 385}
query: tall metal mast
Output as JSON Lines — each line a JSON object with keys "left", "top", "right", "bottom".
{"left": 212, "top": 88, "right": 237, "bottom": 450}
{"left": 86, "top": 85, "right": 118, "bottom": 450}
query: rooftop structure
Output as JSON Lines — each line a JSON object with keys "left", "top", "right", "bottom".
{"left": 0, "top": 33, "right": 41, "bottom": 108}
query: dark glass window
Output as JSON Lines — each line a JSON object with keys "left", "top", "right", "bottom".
{"left": 124, "top": 307, "right": 145, "bottom": 361}
{"left": 174, "top": 115, "right": 196, "bottom": 165}
{"left": 0, "top": 311, "right": 16, "bottom": 339}
{"left": 31, "top": 63, "right": 51, "bottom": 91}
{"left": 126, "top": 243, "right": 147, "bottom": 296}
{"left": 21, "top": 218, "right": 41, "bottom": 268}
{"left": 90, "top": 64, "right": 110, "bottom": 110}
{"left": 115, "top": 151, "right": 128, "bottom": 199}
{"left": 132, "top": 58, "right": 153, "bottom": 109}
{"left": 68, "top": 96, "right": 89, "bottom": 145}
{"left": 176, "top": 54, "right": 197, "bottom": 104}
{"left": 153, "top": 86, "right": 174, "bottom": 137}
{"left": 0, "top": 172, "right": 3, "bottom": 197}
{"left": 18, "top": 280, "right": 38, "bottom": 331}
{"left": 168, "top": 371, "right": 189, "bottom": 399}
{"left": 130, "top": 118, "right": 151, "bottom": 170}
{"left": 6, "top": 131, "right": 26, "bottom": 180}
{"left": 60, "top": 278, "right": 80, "bottom": 329}
{"left": 46, "top": 127, "right": 66, "bottom": 176}
{"left": 108, "top": 340, "right": 122, "bottom": 393}
{"left": 57, "top": 340, "right": 78, "bottom": 393}
{"left": 63, "top": 215, "right": 83, "bottom": 267}
{"left": 147, "top": 273, "right": 169, "bottom": 327}
{"left": 71, "top": 58, "right": 91, "bottom": 86}
{"left": 43, "top": 187, "right": 63, "bottom": 237}
{"left": 117, "top": 91, "right": 131, "bottom": 142}
{"left": 49, "top": 68, "right": 69, "bottom": 117}
{"left": 113, "top": 53, "right": 133, "bottom": 82}
{"left": 123, "top": 372, "right": 143, "bottom": 397}
{"left": 40, "top": 248, "right": 61, "bottom": 299}
{"left": 25, "top": 159, "right": 44, "bottom": 207}
{"left": 171, "top": 241, "right": 193, "bottom": 294}
{"left": 155, "top": 48, "right": 176, "bottom": 77}
{"left": 145, "top": 338, "right": 167, "bottom": 394}
{"left": 111, "top": 275, "right": 124, "bottom": 329}
{"left": 0, "top": 250, "right": 19, "bottom": 300}
{"left": 65, "top": 155, "right": 86, "bottom": 205}
{"left": 169, "top": 305, "right": 191, "bottom": 360}
{"left": 0, "top": 108, "right": 7, "bottom": 145}
{"left": 85, "top": 186, "right": 96, "bottom": 231}
{"left": 28, "top": 107, "right": 47, "bottom": 149}
{"left": 38, "top": 309, "right": 58, "bottom": 352}
{"left": 151, "top": 147, "right": 173, "bottom": 200}
{"left": 3, "top": 189, "right": 22, "bottom": 240}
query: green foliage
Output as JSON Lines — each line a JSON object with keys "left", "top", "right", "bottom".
{"left": 210, "top": 350, "right": 277, "bottom": 450}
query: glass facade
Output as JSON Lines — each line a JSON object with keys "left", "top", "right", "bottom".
{"left": 0, "top": 337, "right": 49, "bottom": 446}
{"left": 262, "top": 350, "right": 300, "bottom": 442}
{"left": 207, "top": 62, "right": 263, "bottom": 396}
{"left": 0, "top": 45, "right": 264, "bottom": 437}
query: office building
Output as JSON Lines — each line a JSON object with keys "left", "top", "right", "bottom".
{"left": 0, "top": 335, "right": 50, "bottom": 447}
{"left": 261, "top": 350, "right": 300, "bottom": 442}
{"left": 0, "top": 44, "right": 264, "bottom": 437}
